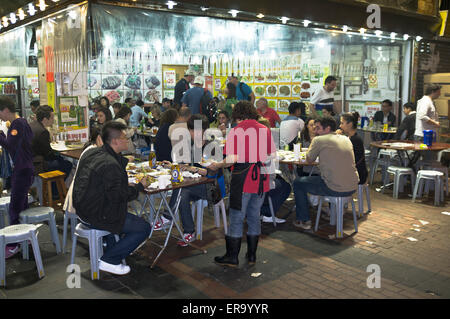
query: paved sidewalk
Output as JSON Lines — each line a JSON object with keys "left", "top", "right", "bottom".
{"left": 1, "top": 183, "right": 449, "bottom": 299}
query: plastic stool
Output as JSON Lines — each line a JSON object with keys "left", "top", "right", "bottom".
{"left": 315, "top": 195, "right": 358, "bottom": 239}
{"left": 38, "top": 170, "right": 67, "bottom": 209}
{"left": 70, "top": 223, "right": 123, "bottom": 280}
{"left": 62, "top": 210, "right": 78, "bottom": 254}
{"left": 412, "top": 170, "right": 445, "bottom": 206}
{"left": 19, "top": 207, "right": 62, "bottom": 259}
{"left": 385, "top": 166, "right": 416, "bottom": 199}
{"left": 357, "top": 184, "right": 371, "bottom": 217}
{"left": 267, "top": 195, "right": 277, "bottom": 227}
{"left": 0, "top": 195, "right": 34, "bottom": 229}
{"left": 213, "top": 199, "right": 228, "bottom": 235}
{"left": 191, "top": 199, "right": 208, "bottom": 240}
{"left": 369, "top": 149, "right": 399, "bottom": 185}
{"left": 421, "top": 164, "right": 448, "bottom": 196}
{"left": 0, "top": 224, "right": 45, "bottom": 286}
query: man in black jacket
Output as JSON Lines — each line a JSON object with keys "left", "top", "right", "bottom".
{"left": 373, "top": 99, "right": 396, "bottom": 140}
{"left": 395, "top": 103, "right": 416, "bottom": 140}
{"left": 73, "top": 121, "right": 151, "bottom": 275}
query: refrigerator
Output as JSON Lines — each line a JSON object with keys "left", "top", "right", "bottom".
{"left": 0, "top": 76, "right": 23, "bottom": 116}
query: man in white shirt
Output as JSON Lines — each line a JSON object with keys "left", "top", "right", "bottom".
{"left": 280, "top": 102, "right": 305, "bottom": 149}
{"left": 414, "top": 84, "right": 441, "bottom": 141}
{"left": 309, "top": 76, "right": 337, "bottom": 116}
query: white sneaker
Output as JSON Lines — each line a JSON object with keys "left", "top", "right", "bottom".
{"left": 293, "top": 220, "right": 312, "bottom": 230}
{"left": 262, "top": 216, "right": 286, "bottom": 224}
{"left": 99, "top": 260, "right": 131, "bottom": 275}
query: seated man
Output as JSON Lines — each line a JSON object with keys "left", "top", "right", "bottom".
{"left": 292, "top": 116, "right": 359, "bottom": 230}
{"left": 395, "top": 102, "right": 416, "bottom": 140}
{"left": 373, "top": 99, "right": 396, "bottom": 140}
{"left": 30, "top": 105, "right": 73, "bottom": 196}
{"left": 73, "top": 121, "right": 151, "bottom": 275}
{"left": 280, "top": 102, "right": 305, "bottom": 150}
{"left": 260, "top": 174, "right": 291, "bottom": 224}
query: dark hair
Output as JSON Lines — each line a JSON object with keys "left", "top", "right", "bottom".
{"left": 324, "top": 76, "right": 337, "bottom": 84}
{"left": 30, "top": 100, "right": 40, "bottom": 108}
{"left": 160, "top": 108, "right": 179, "bottom": 126}
{"left": 226, "top": 82, "right": 237, "bottom": 99}
{"left": 425, "top": 84, "right": 441, "bottom": 95}
{"left": 124, "top": 97, "right": 132, "bottom": 104}
{"left": 232, "top": 101, "right": 259, "bottom": 122}
{"left": 99, "top": 96, "right": 110, "bottom": 107}
{"left": 218, "top": 110, "right": 229, "bottom": 119}
{"left": 301, "top": 116, "right": 316, "bottom": 142}
{"left": 96, "top": 107, "right": 113, "bottom": 123}
{"left": 101, "top": 121, "right": 127, "bottom": 145}
{"left": 288, "top": 102, "right": 302, "bottom": 115}
{"left": 112, "top": 102, "right": 122, "bottom": 110}
{"left": 322, "top": 105, "right": 335, "bottom": 115}
{"left": 136, "top": 99, "right": 144, "bottom": 107}
{"left": 403, "top": 102, "right": 416, "bottom": 111}
{"left": 115, "top": 106, "right": 132, "bottom": 120}
{"left": 315, "top": 115, "right": 337, "bottom": 132}
{"left": 0, "top": 96, "right": 16, "bottom": 113}
{"left": 187, "top": 114, "right": 209, "bottom": 131}
{"left": 162, "top": 98, "right": 171, "bottom": 104}
{"left": 36, "top": 105, "right": 54, "bottom": 122}
{"left": 84, "top": 125, "right": 102, "bottom": 150}
{"left": 382, "top": 99, "right": 393, "bottom": 107}
{"left": 179, "top": 106, "right": 192, "bottom": 118}
{"left": 341, "top": 112, "right": 360, "bottom": 129}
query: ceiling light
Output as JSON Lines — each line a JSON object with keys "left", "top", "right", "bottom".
{"left": 18, "top": 8, "right": 26, "bottom": 20}
{"left": 303, "top": 20, "right": 311, "bottom": 27}
{"left": 375, "top": 30, "right": 382, "bottom": 36}
{"left": 256, "top": 13, "right": 264, "bottom": 19}
{"left": 390, "top": 32, "right": 396, "bottom": 39}
{"left": 38, "top": 0, "right": 48, "bottom": 11}
{"left": 416, "top": 36, "right": 423, "bottom": 42}
{"left": 166, "top": 1, "right": 177, "bottom": 9}
{"left": 200, "top": 6, "right": 209, "bottom": 11}
{"left": 28, "top": 4, "right": 37, "bottom": 16}
{"left": 359, "top": 28, "right": 366, "bottom": 34}
{"left": 68, "top": 10, "right": 77, "bottom": 19}
{"left": 9, "top": 13, "right": 17, "bottom": 24}
{"left": 228, "top": 10, "right": 239, "bottom": 17}
{"left": 2, "top": 17, "right": 9, "bottom": 28}
{"left": 280, "top": 17, "right": 289, "bottom": 24}
{"left": 403, "top": 34, "right": 409, "bottom": 40}
{"left": 342, "top": 25, "right": 348, "bottom": 32}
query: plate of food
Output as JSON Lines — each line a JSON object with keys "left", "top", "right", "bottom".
{"left": 254, "top": 86, "right": 265, "bottom": 96}
{"left": 292, "top": 85, "right": 301, "bottom": 97}
{"left": 300, "top": 91, "right": 311, "bottom": 99}
{"left": 278, "top": 100, "right": 290, "bottom": 112}
{"left": 301, "top": 82, "right": 310, "bottom": 90}
{"left": 278, "top": 85, "right": 291, "bottom": 97}
{"left": 266, "top": 85, "right": 277, "bottom": 97}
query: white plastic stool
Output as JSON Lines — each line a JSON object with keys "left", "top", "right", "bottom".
{"left": 357, "top": 184, "right": 371, "bottom": 217}
{"left": 369, "top": 149, "right": 399, "bottom": 185}
{"left": 213, "top": 199, "right": 228, "bottom": 235}
{"left": 0, "top": 224, "right": 45, "bottom": 286}
{"left": 412, "top": 170, "right": 445, "bottom": 206}
{"left": 62, "top": 210, "right": 78, "bottom": 254}
{"left": 70, "top": 223, "right": 123, "bottom": 280}
{"left": 19, "top": 206, "right": 62, "bottom": 259}
{"left": 0, "top": 195, "right": 35, "bottom": 229}
{"left": 315, "top": 195, "right": 358, "bottom": 239}
{"left": 385, "top": 166, "right": 416, "bottom": 199}
{"left": 191, "top": 199, "right": 208, "bottom": 240}
{"left": 421, "top": 164, "right": 448, "bottom": 196}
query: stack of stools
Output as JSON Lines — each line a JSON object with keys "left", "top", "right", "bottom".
{"left": 38, "top": 170, "right": 67, "bottom": 209}
{"left": 384, "top": 166, "right": 416, "bottom": 199}
{"left": 19, "top": 206, "right": 62, "bottom": 259}
{"left": 412, "top": 170, "right": 445, "bottom": 206}
{"left": 0, "top": 224, "right": 45, "bottom": 286}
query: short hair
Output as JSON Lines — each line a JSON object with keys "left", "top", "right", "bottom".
{"left": 124, "top": 97, "right": 132, "bottom": 104}
{"left": 218, "top": 110, "right": 229, "bottom": 119}
{"left": 179, "top": 106, "right": 191, "bottom": 119}
{"left": 112, "top": 102, "right": 122, "bottom": 110}
{"left": 324, "top": 76, "right": 337, "bottom": 84}
{"left": 114, "top": 106, "right": 132, "bottom": 120}
{"left": 0, "top": 96, "right": 16, "bottom": 113}
{"left": 382, "top": 99, "right": 393, "bottom": 107}
{"left": 257, "top": 98, "right": 268, "bottom": 107}
{"left": 341, "top": 112, "right": 360, "bottom": 129}
{"left": 425, "top": 84, "right": 441, "bottom": 95}
{"left": 96, "top": 107, "right": 113, "bottom": 122}
{"left": 187, "top": 114, "right": 209, "bottom": 131}
{"left": 315, "top": 115, "right": 337, "bottom": 132}
{"left": 403, "top": 102, "right": 416, "bottom": 111}
{"left": 101, "top": 121, "right": 127, "bottom": 145}
{"left": 322, "top": 105, "right": 335, "bottom": 115}
{"left": 288, "top": 102, "right": 302, "bottom": 115}
{"left": 36, "top": 105, "right": 54, "bottom": 122}
{"left": 30, "top": 100, "right": 40, "bottom": 108}
{"left": 136, "top": 99, "right": 144, "bottom": 107}
{"left": 160, "top": 108, "right": 179, "bottom": 126}
{"left": 226, "top": 82, "right": 237, "bottom": 99}
{"left": 232, "top": 101, "right": 259, "bottom": 122}
{"left": 162, "top": 98, "right": 171, "bottom": 104}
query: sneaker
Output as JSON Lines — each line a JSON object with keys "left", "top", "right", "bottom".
{"left": 177, "top": 232, "right": 196, "bottom": 247}
{"left": 98, "top": 260, "right": 131, "bottom": 275}
{"left": 153, "top": 215, "right": 171, "bottom": 231}
{"left": 292, "top": 220, "right": 312, "bottom": 230}
{"left": 262, "top": 216, "right": 286, "bottom": 224}
{"left": 5, "top": 245, "right": 20, "bottom": 259}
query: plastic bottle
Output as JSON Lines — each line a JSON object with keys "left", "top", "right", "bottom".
{"left": 140, "top": 118, "right": 145, "bottom": 133}
{"left": 148, "top": 143, "right": 156, "bottom": 169}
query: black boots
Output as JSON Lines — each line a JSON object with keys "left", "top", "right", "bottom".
{"left": 214, "top": 236, "right": 241, "bottom": 267}
{"left": 245, "top": 235, "right": 259, "bottom": 264}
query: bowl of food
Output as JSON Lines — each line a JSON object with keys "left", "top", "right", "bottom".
{"left": 279, "top": 85, "right": 291, "bottom": 97}
{"left": 266, "top": 85, "right": 277, "bottom": 96}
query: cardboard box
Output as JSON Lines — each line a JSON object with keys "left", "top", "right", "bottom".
{"left": 434, "top": 99, "right": 450, "bottom": 116}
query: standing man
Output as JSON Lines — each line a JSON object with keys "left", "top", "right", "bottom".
{"left": 292, "top": 116, "right": 359, "bottom": 230}
{"left": 174, "top": 69, "right": 195, "bottom": 107}
{"left": 280, "top": 102, "right": 305, "bottom": 149}
{"left": 73, "top": 121, "right": 151, "bottom": 275}
{"left": 0, "top": 96, "right": 34, "bottom": 258}
{"left": 181, "top": 76, "right": 212, "bottom": 115}
{"left": 414, "top": 84, "right": 441, "bottom": 142}
{"left": 395, "top": 103, "right": 416, "bottom": 141}
{"left": 129, "top": 99, "right": 148, "bottom": 127}
{"left": 228, "top": 74, "right": 255, "bottom": 104}
{"left": 256, "top": 98, "right": 281, "bottom": 128}
{"left": 309, "top": 76, "right": 337, "bottom": 115}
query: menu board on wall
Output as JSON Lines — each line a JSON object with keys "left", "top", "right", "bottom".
{"left": 163, "top": 69, "right": 176, "bottom": 89}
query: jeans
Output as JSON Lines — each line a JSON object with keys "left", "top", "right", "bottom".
{"left": 47, "top": 155, "right": 73, "bottom": 196}
{"left": 260, "top": 176, "right": 291, "bottom": 217}
{"left": 229, "top": 192, "right": 266, "bottom": 238}
{"left": 101, "top": 213, "right": 151, "bottom": 265}
{"left": 168, "top": 184, "right": 207, "bottom": 234}
{"left": 293, "top": 176, "right": 355, "bottom": 222}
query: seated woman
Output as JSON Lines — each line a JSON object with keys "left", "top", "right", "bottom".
{"left": 95, "top": 106, "right": 113, "bottom": 130}
{"left": 154, "top": 108, "right": 178, "bottom": 161}
{"left": 338, "top": 112, "right": 368, "bottom": 185}
{"left": 147, "top": 105, "right": 162, "bottom": 127}
{"left": 114, "top": 106, "right": 136, "bottom": 153}
{"left": 297, "top": 116, "right": 318, "bottom": 177}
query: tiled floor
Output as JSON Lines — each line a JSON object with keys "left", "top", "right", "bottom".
{"left": 1, "top": 179, "right": 449, "bottom": 299}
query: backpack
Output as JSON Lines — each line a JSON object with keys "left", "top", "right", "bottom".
{"left": 199, "top": 89, "right": 218, "bottom": 123}
{"left": 239, "top": 82, "right": 251, "bottom": 101}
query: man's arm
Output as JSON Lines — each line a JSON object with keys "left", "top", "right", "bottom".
{"left": 305, "top": 138, "right": 319, "bottom": 163}
{"left": 417, "top": 102, "right": 440, "bottom": 127}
